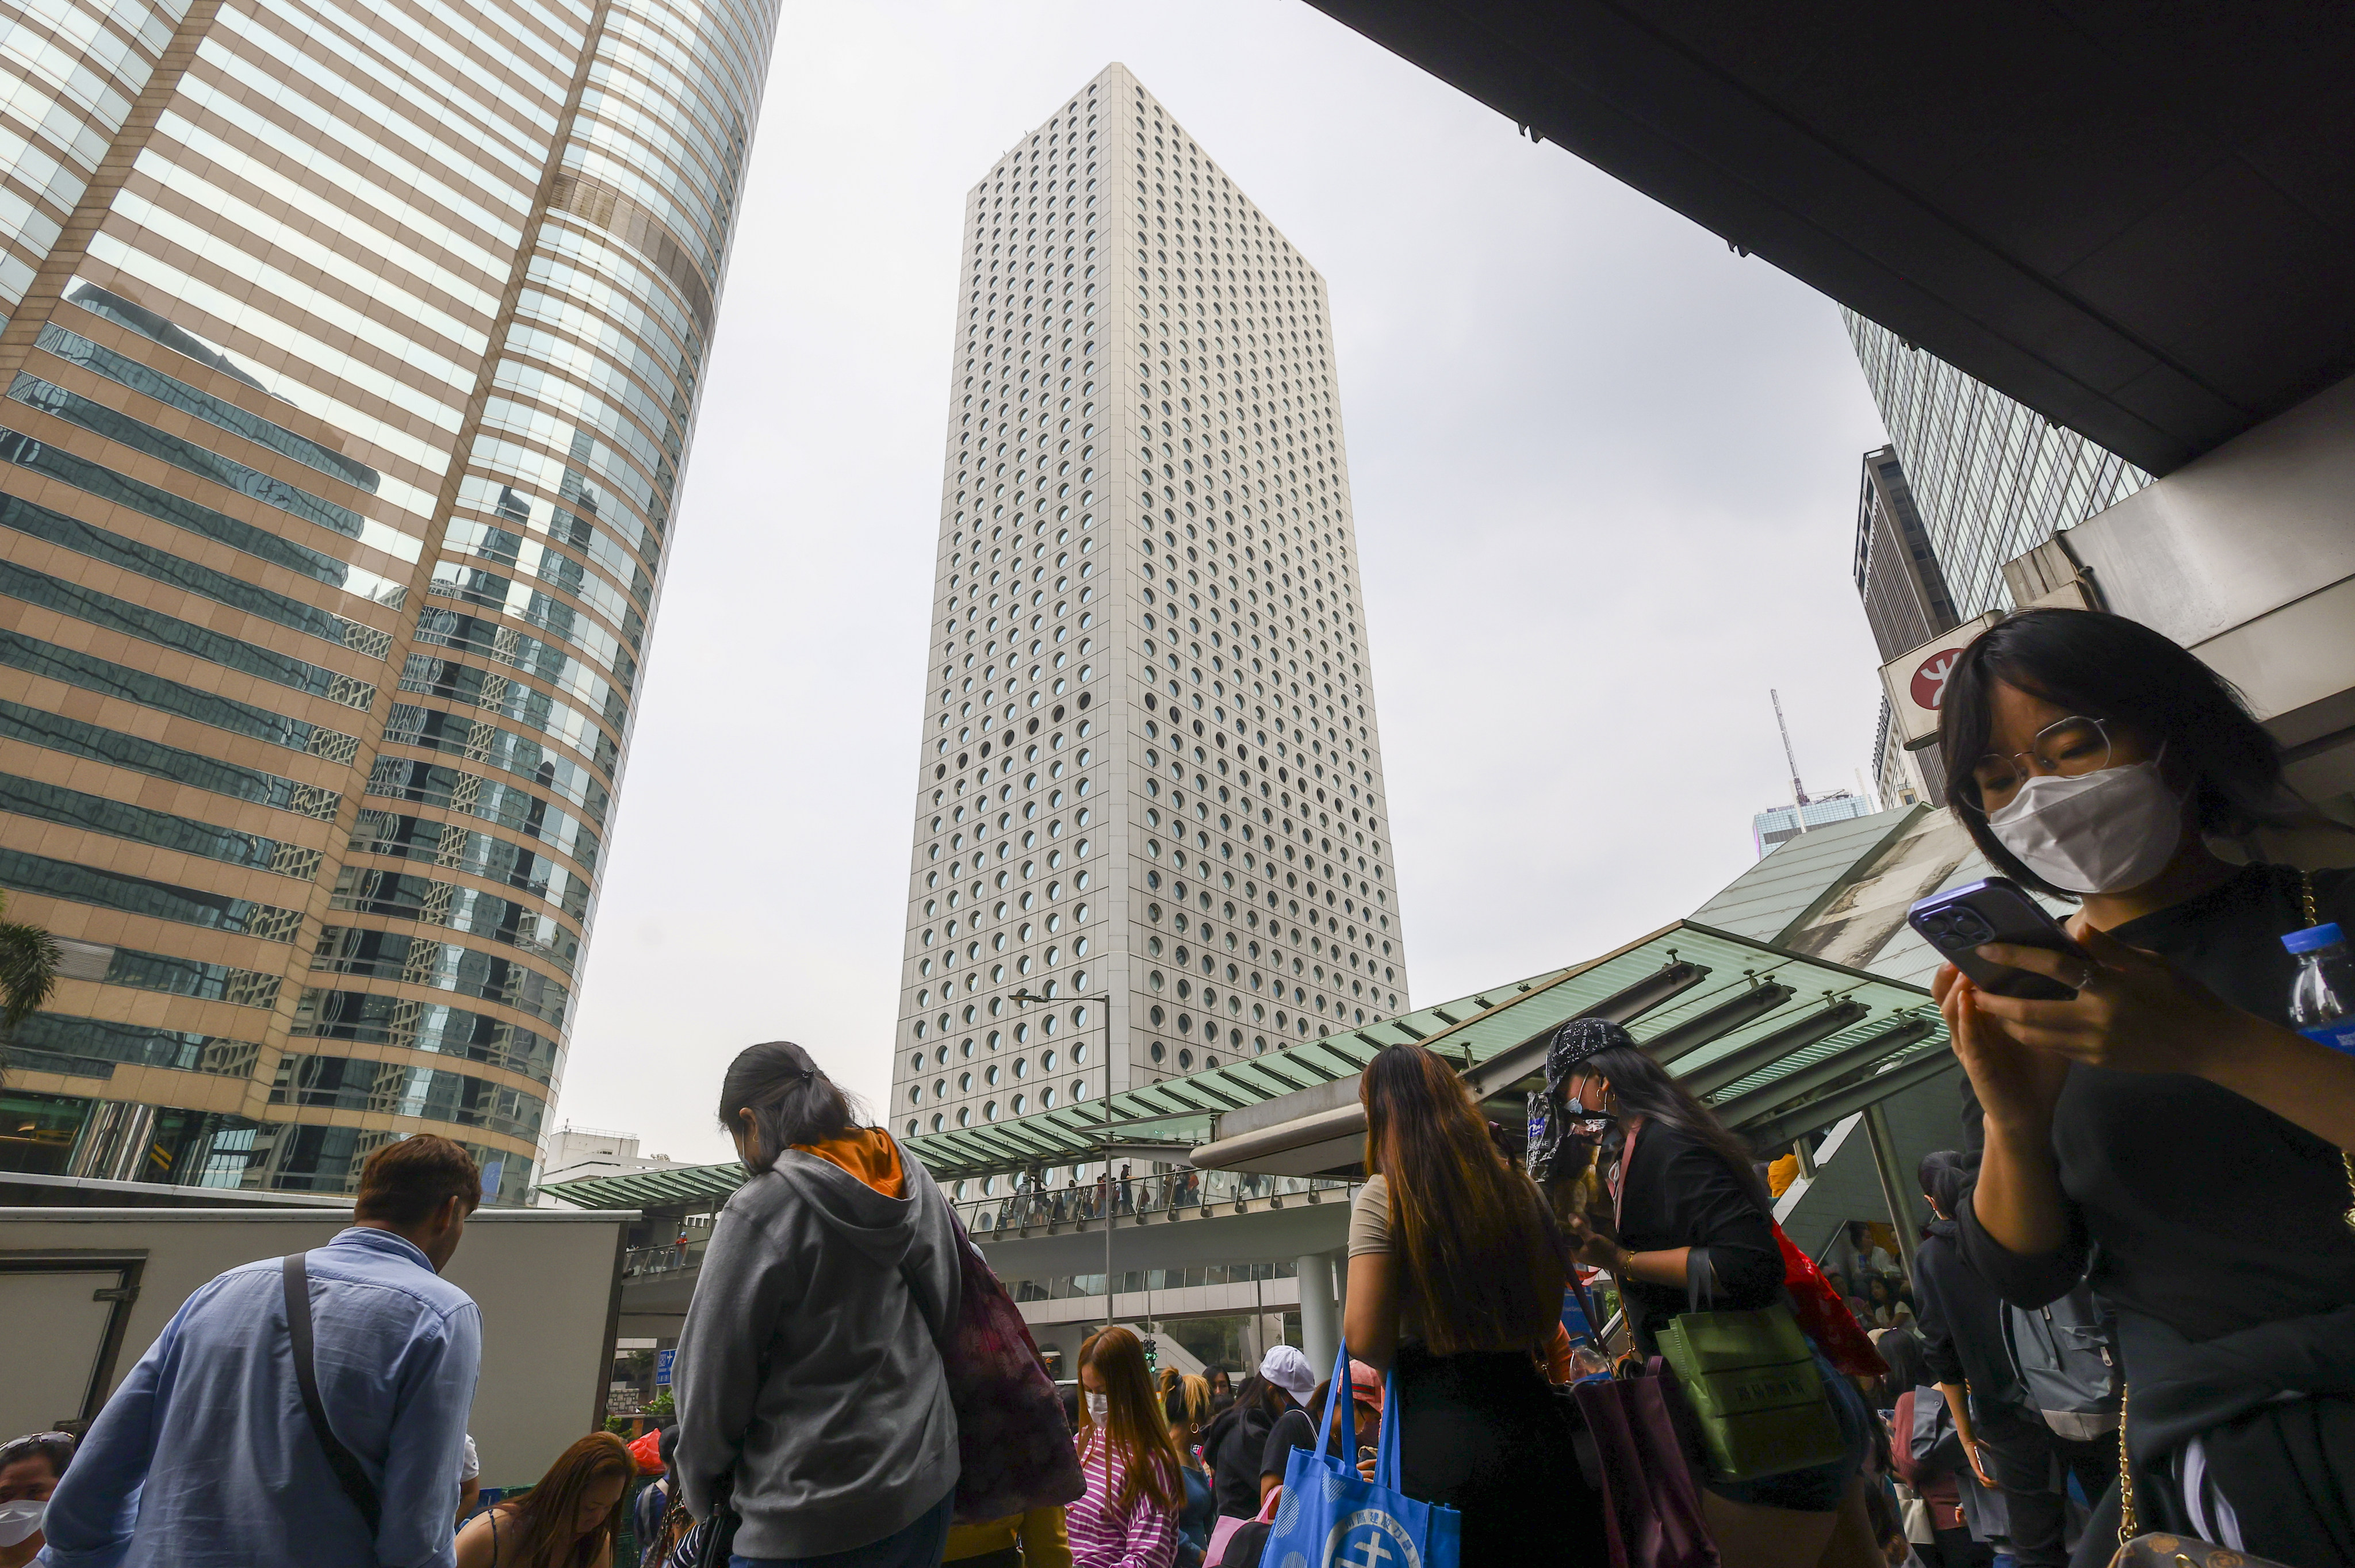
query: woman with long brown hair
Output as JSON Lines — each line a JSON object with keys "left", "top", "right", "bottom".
{"left": 1069, "top": 1326, "right": 1182, "bottom": 1568}
{"left": 1342, "top": 1043, "right": 1606, "bottom": 1564}
{"left": 453, "top": 1432, "right": 631, "bottom": 1568}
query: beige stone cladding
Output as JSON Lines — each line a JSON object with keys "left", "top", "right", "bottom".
{"left": 894, "top": 66, "right": 1411, "bottom": 1155}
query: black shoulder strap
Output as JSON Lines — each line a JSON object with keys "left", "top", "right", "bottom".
{"left": 282, "top": 1252, "right": 383, "bottom": 1535}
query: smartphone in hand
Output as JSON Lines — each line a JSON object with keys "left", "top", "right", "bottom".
{"left": 1908, "top": 877, "right": 2090, "bottom": 1001}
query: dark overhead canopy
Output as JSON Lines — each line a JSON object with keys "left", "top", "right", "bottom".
{"left": 1302, "top": 0, "right": 2355, "bottom": 474}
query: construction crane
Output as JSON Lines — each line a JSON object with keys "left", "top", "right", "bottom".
{"left": 1771, "top": 690, "right": 1811, "bottom": 830}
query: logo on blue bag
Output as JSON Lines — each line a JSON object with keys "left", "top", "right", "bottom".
{"left": 1323, "top": 1508, "right": 1420, "bottom": 1568}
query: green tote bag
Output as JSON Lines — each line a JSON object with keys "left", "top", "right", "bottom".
{"left": 1654, "top": 1252, "right": 1846, "bottom": 1482}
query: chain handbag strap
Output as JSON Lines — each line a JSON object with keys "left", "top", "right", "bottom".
{"left": 2116, "top": 1383, "right": 2138, "bottom": 1546}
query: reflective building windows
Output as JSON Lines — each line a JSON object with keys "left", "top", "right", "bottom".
{"left": 0, "top": 0, "right": 780, "bottom": 1197}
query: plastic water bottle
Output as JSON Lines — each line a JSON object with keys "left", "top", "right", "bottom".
{"left": 2284, "top": 922, "right": 2355, "bottom": 1055}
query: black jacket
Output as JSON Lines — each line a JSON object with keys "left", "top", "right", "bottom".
{"left": 1956, "top": 864, "right": 2355, "bottom": 1563}
{"left": 1612, "top": 1118, "right": 1783, "bottom": 1354}
{"left": 1205, "top": 1395, "right": 1285, "bottom": 1519}
{"left": 1911, "top": 1218, "right": 2027, "bottom": 1423}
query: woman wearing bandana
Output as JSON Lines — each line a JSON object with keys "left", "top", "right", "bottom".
{"left": 1540, "top": 1018, "right": 1879, "bottom": 1568}
{"left": 1932, "top": 609, "right": 2355, "bottom": 1565}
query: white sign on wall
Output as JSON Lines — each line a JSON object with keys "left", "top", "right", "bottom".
{"left": 1881, "top": 612, "right": 1999, "bottom": 751}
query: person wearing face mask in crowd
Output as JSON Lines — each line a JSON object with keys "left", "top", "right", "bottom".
{"left": 1932, "top": 609, "right": 2355, "bottom": 1565}
{"left": 1162, "top": 1381, "right": 1214, "bottom": 1568}
{"left": 1546, "top": 1020, "right": 1879, "bottom": 1568}
{"left": 0, "top": 1433, "right": 71, "bottom": 1568}
{"left": 1070, "top": 1327, "right": 1182, "bottom": 1568}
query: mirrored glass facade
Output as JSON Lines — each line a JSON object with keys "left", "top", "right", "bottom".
{"left": 893, "top": 67, "right": 1412, "bottom": 1144}
{"left": 0, "top": 0, "right": 778, "bottom": 1197}
{"left": 1843, "top": 310, "right": 2153, "bottom": 619}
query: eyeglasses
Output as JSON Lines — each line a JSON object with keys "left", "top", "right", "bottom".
{"left": 1964, "top": 715, "right": 2112, "bottom": 813}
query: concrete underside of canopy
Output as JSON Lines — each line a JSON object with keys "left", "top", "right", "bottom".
{"left": 1775, "top": 1063, "right": 1965, "bottom": 1262}
{"left": 1299, "top": 0, "right": 2355, "bottom": 476}
{"left": 607, "top": 1189, "right": 1357, "bottom": 1335}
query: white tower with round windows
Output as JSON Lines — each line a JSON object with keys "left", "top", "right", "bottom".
{"left": 893, "top": 65, "right": 1409, "bottom": 1145}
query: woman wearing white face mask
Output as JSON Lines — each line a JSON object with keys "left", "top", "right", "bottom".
{"left": 1069, "top": 1327, "right": 1182, "bottom": 1568}
{"left": 1932, "top": 608, "right": 2355, "bottom": 1566}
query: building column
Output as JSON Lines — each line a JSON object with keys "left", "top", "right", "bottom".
{"left": 1296, "top": 1249, "right": 1343, "bottom": 1376}
{"left": 1863, "top": 1102, "right": 1921, "bottom": 1281}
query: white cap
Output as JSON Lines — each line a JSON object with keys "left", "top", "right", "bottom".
{"left": 1258, "top": 1344, "right": 1316, "bottom": 1400}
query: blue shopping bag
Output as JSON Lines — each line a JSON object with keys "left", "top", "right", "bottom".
{"left": 1258, "top": 1342, "right": 1461, "bottom": 1568}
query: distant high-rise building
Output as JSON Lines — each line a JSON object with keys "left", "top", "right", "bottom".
{"left": 1852, "top": 446, "right": 1957, "bottom": 808}
{"left": 1753, "top": 792, "right": 1878, "bottom": 858}
{"left": 538, "top": 1124, "right": 685, "bottom": 1189}
{"left": 0, "top": 0, "right": 780, "bottom": 1197}
{"left": 892, "top": 65, "right": 1410, "bottom": 1139}
{"left": 1853, "top": 447, "right": 1958, "bottom": 657}
{"left": 1843, "top": 312, "right": 2151, "bottom": 619}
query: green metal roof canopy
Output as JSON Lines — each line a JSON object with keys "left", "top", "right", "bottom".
{"left": 1194, "top": 921, "right": 1951, "bottom": 1175}
{"left": 541, "top": 921, "right": 1950, "bottom": 1212}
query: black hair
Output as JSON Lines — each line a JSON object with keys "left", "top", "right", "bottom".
{"left": 717, "top": 1040, "right": 865, "bottom": 1173}
{"left": 1578, "top": 1044, "right": 1774, "bottom": 1215}
{"left": 1917, "top": 1148, "right": 1974, "bottom": 1225}
{"left": 0, "top": 1430, "right": 73, "bottom": 1478}
{"left": 1233, "top": 1372, "right": 1291, "bottom": 1419}
{"left": 1937, "top": 608, "right": 2299, "bottom": 896}
{"left": 1875, "top": 1324, "right": 1928, "bottom": 1399}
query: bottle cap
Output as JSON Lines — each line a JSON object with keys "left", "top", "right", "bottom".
{"left": 2282, "top": 922, "right": 2345, "bottom": 954}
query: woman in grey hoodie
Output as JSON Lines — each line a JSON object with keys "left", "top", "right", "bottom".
{"left": 673, "top": 1041, "right": 963, "bottom": 1566}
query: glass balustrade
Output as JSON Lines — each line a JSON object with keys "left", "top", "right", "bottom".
{"left": 952, "top": 1167, "right": 1352, "bottom": 1235}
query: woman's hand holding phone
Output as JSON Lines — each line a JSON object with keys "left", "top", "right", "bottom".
{"left": 1935, "top": 960, "right": 2069, "bottom": 1135}
{"left": 1963, "top": 916, "right": 2245, "bottom": 1078}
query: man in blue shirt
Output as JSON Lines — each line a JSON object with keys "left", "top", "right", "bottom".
{"left": 39, "top": 1135, "right": 486, "bottom": 1568}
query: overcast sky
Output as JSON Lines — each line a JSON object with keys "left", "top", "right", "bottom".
{"left": 550, "top": 0, "right": 1891, "bottom": 1170}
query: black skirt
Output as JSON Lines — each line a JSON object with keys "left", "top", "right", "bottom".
{"left": 1391, "top": 1342, "right": 1609, "bottom": 1566}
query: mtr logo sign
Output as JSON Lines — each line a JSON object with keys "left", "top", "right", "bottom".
{"left": 1910, "top": 649, "right": 1959, "bottom": 712}
{"left": 1882, "top": 614, "right": 1998, "bottom": 751}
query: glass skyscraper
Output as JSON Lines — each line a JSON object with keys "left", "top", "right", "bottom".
{"left": 1844, "top": 310, "right": 2152, "bottom": 619}
{"left": 891, "top": 66, "right": 1410, "bottom": 1141}
{"left": 0, "top": 0, "right": 777, "bottom": 1197}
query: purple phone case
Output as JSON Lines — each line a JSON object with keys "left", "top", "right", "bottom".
{"left": 1908, "top": 877, "right": 2086, "bottom": 1000}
